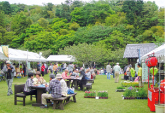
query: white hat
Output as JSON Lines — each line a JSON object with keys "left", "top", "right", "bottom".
{"left": 116, "top": 63, "right": 119, "bottom": 65}
{"left": 56, "top": 74, "right": 62, "bottom": 79}
{"left": 6, "top": 60, "right": 11, "bottom": 64}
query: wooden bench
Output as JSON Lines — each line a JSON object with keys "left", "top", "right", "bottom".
{"left": 14, "top": 84, "right": 35, "bottom": 106}
{"left": 87, "top": 79, "right": 94, "bottom": 83}
{"left": 83, "top": 83, "right": 92, "bottom": 91}
{"left": 51, "top": 93, "right": 77, "bottom": 110}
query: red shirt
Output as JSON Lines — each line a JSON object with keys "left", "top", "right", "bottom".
{"left": 41, "top": 65, "right": 45, "bottom": 72}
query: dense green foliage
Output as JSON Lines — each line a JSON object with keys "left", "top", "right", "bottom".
{"left": 0, "top": 0, "right": 164, "bottom": 65}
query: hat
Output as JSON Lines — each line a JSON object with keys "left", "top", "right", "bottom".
{"left": 49, "top": 74, "right": 55, "bottom": 79}
{"left": 116, "top": 63, "right": 119, "bottom": 65}
{"left": 6, "top": 60, "right": 11, "bottom": 64}
{"left": 56, "top": 74, "right": 62, "bottom": 79}
{"left": 36, "top": 71, "right": 41, "bottom": 75}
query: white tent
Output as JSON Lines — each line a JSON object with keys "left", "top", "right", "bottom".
{"left": 0, "top": 46, "right": 46, "bottom": 62}
{"left": 141, "top": 44, "right": 165, "bottom": 63}
{"left": 47, "top": 55, "right": 75, "bottom": 62}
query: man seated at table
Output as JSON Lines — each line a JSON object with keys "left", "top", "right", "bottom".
{"left": 24, "top": 72, "right": 37, "bottom": 101}
{"left": 40, "top": 74, "right": 62, "bottom": 108}
{"left": 79, "top": 68, "right": 88, "bottom": 90}
{"left": 61, "top": 69, "right": 71, "bottom": 80}
{"left": 71, "top": 69, "right": 79, "bottom": 78}
{"left": 33, "top": 71, "right": 46, "bottom": 86}
{"left": 85, "top": 69, "right": 91, "bottom": 79}
{"left": 56, "top": 74, "right": 68, "bottom": 96}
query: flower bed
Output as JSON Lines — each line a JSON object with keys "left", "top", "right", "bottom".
{"left": 84, "top": 91, "right": 96, "bottom": 98}
{"left": 97, "top": 91, "right": 108, "bottom": 99}
{"left": 121, "top": 81, "right": 139, "bottom": 87}
{"left": 123, "top": 87, "right": 147, "bottom": 100}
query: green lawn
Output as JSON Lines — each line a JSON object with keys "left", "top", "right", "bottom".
{"left": 0, "top": 74, "right": 152, "bottom": 113}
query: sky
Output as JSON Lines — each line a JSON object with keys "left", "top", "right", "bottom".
{"left": 0, "top": 0, "right": 164, "bottom": 8}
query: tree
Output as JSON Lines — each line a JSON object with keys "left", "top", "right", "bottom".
{"left": 97, "top": 30, "right": 135, "bottom": 51}
{"left": 0, "top": 10, "right": 5, "bottom": 27}
{"left": 24, "top": 32, "right": 58, "bottom": 51}
{"left": 1, "top": 1, "right": 11, "bottom": 14}
{"left": 71, "top": 3, "right": 115, "bottom": 26}
{"left": 69, "top": 22, "right": 80, "bottom": 31}
{"left": 11, "top": 11, "right": 32, "bottom": 35}
{"left": 38, "top": 18, "right": 49, "bottom": 28}
{"left": 72, "top": 25, "right": 113, "bottom": 44}
{"left": 58, "top": 43, "right": 110, "bottom": 66}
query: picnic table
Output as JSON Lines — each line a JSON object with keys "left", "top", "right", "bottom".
{"left": 31, "top": 86, "right": 46, "bottom": 106}
{"left": 67, "top": 77, "right": 82, "bottom": 90}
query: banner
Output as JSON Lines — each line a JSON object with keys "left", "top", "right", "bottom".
{"left": 142, "top": 63, "right": 149, "bottom": 82}
{"left": 2, "top": 45, "right": 9, "bottom": 58}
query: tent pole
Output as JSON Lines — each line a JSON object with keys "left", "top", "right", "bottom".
{"left": 158, "top": 59, "right": 160, "bottom": 104}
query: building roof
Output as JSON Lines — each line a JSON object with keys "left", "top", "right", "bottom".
{"left": 123, "top": 43, "right": 157, "bottom": 58}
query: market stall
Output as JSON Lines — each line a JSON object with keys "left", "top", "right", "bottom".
{"left": 47, "top": 55, "right": 75, "bottom": 62}
{"left": 141, "top": 44, "right": 165, "bottom": 112}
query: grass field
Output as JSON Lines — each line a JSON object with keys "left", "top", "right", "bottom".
{"left": 0, "top": 74, "right": 152, "bottom": 113}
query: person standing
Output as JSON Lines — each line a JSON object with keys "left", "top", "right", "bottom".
{"left": 137, "top": 63, "right": 143, "bottom": 87}
{"left": 44, "top": 63, "right": 48, "bottom": 74}
{"left": 93, "top": 62, "right": 96, "bottom": 69}
{"left": 106, "top": 63, "right": 111, "bottom": 80}
{"left": 53, "top": 63, "right": 58, "bottom": 76}
{"left": 37, "top": 62, "right": 40, "bottom": 71}
{"left": 126, "top": 65, "right": 130, "bottom": 80}
{"left": 3, "top": 60, "right": 15, "bottom": 96}
{"left": 23, "top": 64, "right": 26, "bottom": 77}
{"left": 130, "top": 65, "right": 135, "bottom": 81}
{"left": 48, "top": 63, "right": 53, "bottom": 73}
{"left": 113, "top": 63, "right": 121, "bottom": 83}
{"left": 68, "top": 62, "right": 74, "bottom": 74}
{"left": 63, "top": 63, "right": 67, "bottom": 70}
{"left": 83, "top": 62, "right": 85, "bottom": 68}
{"left": 41, "top": 63, "right": 45, "bottom": 77}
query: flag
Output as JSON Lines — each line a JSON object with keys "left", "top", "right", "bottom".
{"left": 2, "top": 45, "right": 9, "bottom": 58}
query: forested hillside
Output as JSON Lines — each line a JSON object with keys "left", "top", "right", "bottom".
{"left": 0, "top": 0, "right": 164, "bottom": 66}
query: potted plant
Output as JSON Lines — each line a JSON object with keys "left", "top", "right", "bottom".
{"left": 97, "top": 91, "right": 108, "bottom": 99}
{"left": 116, "top": 87, "right": 125, "bottom": 92}
{"left": 84, "top": 91, "right": 96, "bottom": 98}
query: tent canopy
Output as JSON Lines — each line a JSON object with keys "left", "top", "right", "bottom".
{"left": 47, "top": 55, "right": 75, "bottom": 62}
{"left": 0, "top": 46, "right": 46, "bottom": 62}
{"left": 141, "top": 44, "right": 165, "bottom": 63}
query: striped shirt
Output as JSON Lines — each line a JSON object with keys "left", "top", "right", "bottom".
{"left": 46, "top": 79, "right": 62, "bottom": 98}
{"left": 24, "top": 78, "right": 34, "bottom": 92}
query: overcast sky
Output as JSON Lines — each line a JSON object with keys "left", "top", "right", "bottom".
{"left": 0, "top": 0, "right": 164, "bottom": 8}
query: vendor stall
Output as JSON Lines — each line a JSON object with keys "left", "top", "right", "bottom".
{"left": 47, "top": 55, "right": 75, "bottom": 62}
{"left": 141, "top": 44, "right": 165, "bottom": 112}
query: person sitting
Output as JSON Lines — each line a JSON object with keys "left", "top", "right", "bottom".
{"left": 40, "top": 74, "right": 62, "bottom": 108}
{"left": 85, "top": 69, "right": 91, "bottom": 79}
{"left": 61, "top": 69, "right": 71, "bottom": 80}
{"left": 23, "top": 72, "right": 37, "bottom": 101}
{"left": 71, "top": 69, "right": 79, "bottom": 78}
{"left": 79, "top": 68, "right": 88, "bottom": 90}
{"left": 33, "top": 71, "right": 46, "bottom": 86}
{"left": 56, "top": 74, "right": 68, "bottom": 96}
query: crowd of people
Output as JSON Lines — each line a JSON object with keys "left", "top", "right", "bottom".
{"left": 1, "top": 59, "right": 145, "bottom": 109}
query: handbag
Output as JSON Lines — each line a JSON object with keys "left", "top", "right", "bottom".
{"left": 67, "top": 88, "right": 74, "bottom": 94}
